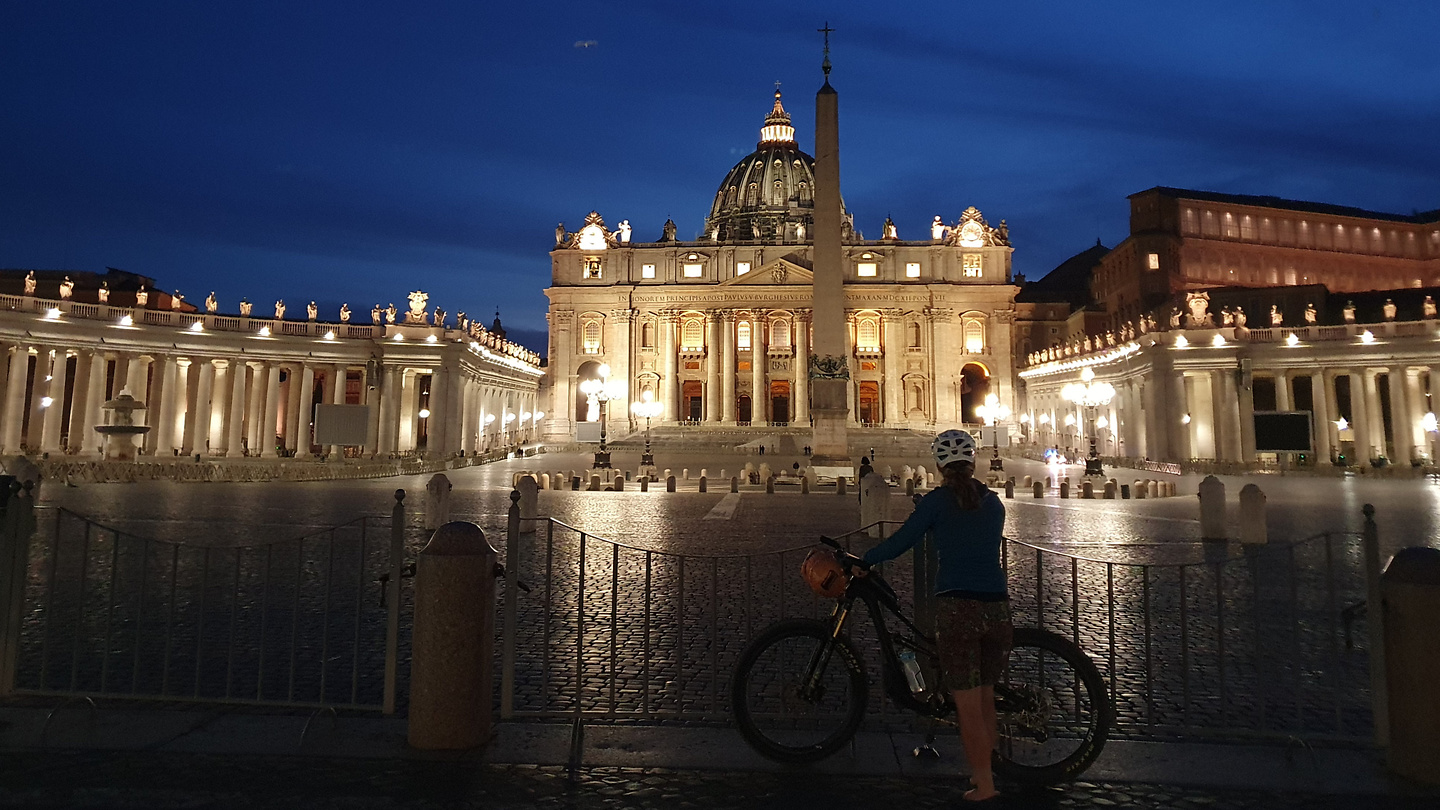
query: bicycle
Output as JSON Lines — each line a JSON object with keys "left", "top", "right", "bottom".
{"left": 732, "top": 536, "right": 1112, "bottom": 786}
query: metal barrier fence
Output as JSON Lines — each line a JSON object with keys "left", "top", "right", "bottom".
{"left": 498, "top": 502, "right": 1377, "bottom": 745}
{"left": 0, "top": 487, "right": 413, "bottom": 713}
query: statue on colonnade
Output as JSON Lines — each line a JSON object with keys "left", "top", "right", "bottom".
{"left": 23, "top": 271, "right": 36, "bottom": 296}
{"left": 205, "top": 292, "right": 218, "bottom": 313}
{"left": 59, "top": 277, "right": 73, "bottom": 299}
{"left": 340, "top": 304, "right": 351, "bottom": 323}
{"left": 239, "top": 299, "right": 252, "bottom": 316}
{"left": 275, "top": 300, "right": 286, "bottom": 319}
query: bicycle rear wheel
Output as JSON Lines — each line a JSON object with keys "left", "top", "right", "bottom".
{"left": 731, "top": 618, "right": 869, "bottom": 763}
{"left": 993, "top": 627, "right": 1112, "bottom": 785}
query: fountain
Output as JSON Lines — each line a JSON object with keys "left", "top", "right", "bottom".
{"left": 93, "top": 389, "right": 151, "bottom": 461}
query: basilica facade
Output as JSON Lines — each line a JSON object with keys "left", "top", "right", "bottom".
{"left": 542, "top": 91, "right": 1020, "bottom": 441}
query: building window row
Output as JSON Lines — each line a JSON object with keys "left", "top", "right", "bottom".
{"left": 1182, "top": 206, "right": 1428, "bottom": 258}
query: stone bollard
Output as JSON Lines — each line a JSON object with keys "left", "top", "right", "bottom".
{"left": 587, "top": 475, "right": 600, "bottom": 491}
{"left": 1033, "top": 481, "right": 1044, "bottom": 498}
{"left": 1022, "top": 475, "right": 1032, "bottom": 489}
{"left": 1059, "top": 481, "right": 1069, "bottom": 499}
{"left": 540, "top": 472, "right": 550, "bottom": 490}
{"left": 801, "top": 476, "right": 810, "bottom": 494}
{"left": 719, "top": 469, "right": 726, "bottom": 481}
{"left": 664, "top": 468, "right": 672, "bottom": 480}
{"left": 904, "top": 478, "right": 914, "bottom": 496}
{"left": 731, "top": 476, "right": 739, "bottom": 492}
{"left": 640, "top": 477, "right": 649, "bottom": 492}
{"left": 1167, "top": 481, "right": 1177, "bottom": 497}
{"left": 1120, "top": 483, "right": 1130, "bottom": 499}
{"left": 1381, "top": 546, "right": 1440, "bottom": 784}
{"left": 613, "top": 476, "right": 624, "bottom": 492}
{"left": 836, "top": 476, "right": 847, "bottom": 496}
{"left": 1198, "top": 475, "right": 1226, "bottom": 540}
{"left": 1004, "top": 479, "right": 1014, "bottom": 499}
{"left": 759, "top": 463, "right": 772, "bottom": 482}
{"left": 666, "top": 475, "right": 676, "bottom": 492}
{"left": 1081, "top": 481, "right": 1094, "bottom": 499}
{"left": 1046, "top": 475, "right": 1054, "bottom": 489}
{"left": 1103, "top": 480, "right": 1116, "bottom": 499}
{"left": 683, "top": 468, "right": 689, "bottom": 480}
{"left": 1239, "top": 483, "right": 1266, "bottom": 544}
{"left": 1147, "top": 480, "right": 1159, "bottom": 499}
{"left": 516, "top": 477, "right": 538, "bottom": 532}
{"left": 1133, "top": 479, "right": 1146, "bottom": 499}
{"left": 408, "top": 521, "right": 498, "bottom": 749}
{"left": 571, "top": 476, "right": 581, "bottom": 491}
{"left": 698, "top": 475, "right": 707, "bottom": 493}
{"left": 700, "top": 468, "right": 708, "bottom": 480}
{"left": 900, "top": 465, "right": 913, "bottom": 482}
{"left": 861, "top": 474, "right": 891, "bottom": 538}
{"left": 424, "top": 473, "right": 452, "bottom": 530}
{"left": 766, "top": 475, "right": 775, "bottom": 494}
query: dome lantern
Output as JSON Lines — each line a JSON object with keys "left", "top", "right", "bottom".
{"left": 758, "top": 88, "right": 795, "bottom": 146}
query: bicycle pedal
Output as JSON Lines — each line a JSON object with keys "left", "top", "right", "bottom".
{"left": 912, "top": 744, "right": 941, "bottom": 760}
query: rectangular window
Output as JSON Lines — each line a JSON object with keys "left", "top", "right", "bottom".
{"left": 962, "top": 254, "right": 982, "bottom": 278}
{"left": 736, "top": 261, "right": 751, "bottom": 276}
{"left": 583, "top": 258, "right": 602, "bottom": 279}
{"left": 860, "top": 361, "right": 877, "bottom": 371}
{"left": 905, "top": 262, "right": 920, "bottom": 278}
{"left": 857, "top": 262, "right": 877, "bottom": 277}
{"left": 1146, "top": 253, "right": 1160, "bottom": 270}
{"left": 683, "top": 263, "right": 703, "bottom": 278}
{"left": 641, "top": 263, "right": 656, "bottom": 279}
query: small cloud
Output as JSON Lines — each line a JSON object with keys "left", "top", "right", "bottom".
{"left": 574, "top": 40, "right": 598, "bottom": 49}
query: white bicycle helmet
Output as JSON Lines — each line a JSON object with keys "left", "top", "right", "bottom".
{"left": 932, "top": 429, "right": 978, "bottom": 469}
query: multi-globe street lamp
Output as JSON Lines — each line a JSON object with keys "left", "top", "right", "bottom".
{"left": 631, "top": 390, "right": 663, "bottom": 471}
{"left": 1062, "top": 366, "right": 1115, "bottom": 476}
{"left": 974, "top": 393, "right": 1011, "bottom": 471}
{"left": 579, "top": 363, "right": 624, "bottom": 469}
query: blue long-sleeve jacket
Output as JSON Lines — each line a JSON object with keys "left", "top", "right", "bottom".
{"left": 861, "top": 485, "right": 1008, "bottom": 596}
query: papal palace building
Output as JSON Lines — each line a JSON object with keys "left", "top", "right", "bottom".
{"left": 1018, "top": 188, "right": 1440, "bottom": 467}
{"left": 542, "top": 90, "right": 1020, "bottom": 442}
{"left": 0, "top": 268, "right": 542, "bottom": 459}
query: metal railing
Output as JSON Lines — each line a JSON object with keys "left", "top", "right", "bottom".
{"left": 1, "top": 492, "right": 413, "bottom": 713}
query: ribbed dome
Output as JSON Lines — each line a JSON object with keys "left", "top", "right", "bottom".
{"left": 704, "top": 89, "right": 844, "bottom": 243}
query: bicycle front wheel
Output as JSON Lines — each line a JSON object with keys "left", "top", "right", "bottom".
{"left": 994, "top": 627, "right": 1112, "bottom": 785}
{"left": 731, "top": 618, "right": 869, "bottom": 763}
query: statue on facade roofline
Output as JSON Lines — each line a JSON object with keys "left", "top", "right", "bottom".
{"left": 98, "top": 282, "right": 109, "bottom": 303}
{"left": 171, "top": 291, "right": 184, "bottom": 310}
{"left": 275, "top": 300, "right": 286, "bottom": 319}
{"left": 340, "top": 303, "right": 351, "bottom": 323}
{"left": 135, "top": 286, "right": 148, "bottom": 306}
{"left": 931, "top": 216, "right": 946, "bottom": 240}
{"left": 1305, "top": 302, "right": 1318, "bottom": 324}
{"left": 58, "top": 276, "right": 74, "bottom": 300}
{"left": 306, "top": 301, "right": 318, "bottom": 321}
{"left": 1342, "top": 301, "right": 1356, "bottom": 323}
{"left": 555, "top": 222, "right": 566, "bottom": 245}
{"left": 616, "top": 220, "right": 632, "bottom": 244}
{"left": 662, "top": 218, "right": 677, "bottom": 241}
{"left": 1170, "top": 307, "right": 1182, "bottom": 329}
{"left": 1383, "top": 298, "right": 1397, "bottom": 321}
{"left": 994, "top": 219, "right": 1010, "bottom": 246}
{"left": 1424, "top": 296, "right": 1436, "bottom": 319}
{"left": 882, "top": 216, "right": 897, "bottom": 240}
{"left": 239, "top": 299, "right": 252, "bottom": 316}
{"left": 1270, "top": 304, "right": 1282, "bottom": 327}
{"left": 385, "top": 303, "right": 397, "bottom": 324}
{"left": 23, "top": 271, "right": 36, "bottom": 296}
{"left": 456, "top": 311, "right": 467, "bottom": 330}
{"left": 406, "top": 290, "right": 429, "bottom": 324}
{"left": 371, "top": 304, "right": 382, "bottom": 323}
{"left": 1221, "top": 308, "right": 1233, "bottom": 327}
{"left": 434, "top": 307, "right": 445, "bottom": 327}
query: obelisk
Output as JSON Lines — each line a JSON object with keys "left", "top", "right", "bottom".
{"left": 808, "top": 27, "right": 852, "bottom": 471}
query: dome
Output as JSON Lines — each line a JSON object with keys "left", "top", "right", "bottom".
{"left": 704, "top": 89, "right": 844, "bottom": 242}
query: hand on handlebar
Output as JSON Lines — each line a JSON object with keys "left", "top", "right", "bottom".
{"left": 819, "top": 536, "right": 871, "bottom": 575}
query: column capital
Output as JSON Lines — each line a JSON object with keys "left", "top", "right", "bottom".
{"left": 717, "top": 309, "right": 738, "bottom": 323}
{"left": 610, "top": 308, "right": 637, "bottom": 322}
{"left": 924, "top": 306, "right": 954, "bottom": 322}
{"left": 550, "top": 309, "right": 575, "bottom": 326}
{"left": 877, "top": 308, "right": 904, "bottom": 318}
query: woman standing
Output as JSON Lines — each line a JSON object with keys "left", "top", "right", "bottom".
{"left": 860, "top": 429, "right": 1012, "bottom": 803}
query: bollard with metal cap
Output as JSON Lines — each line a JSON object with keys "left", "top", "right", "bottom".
{"left": 516, "top": 477, "right": 538, "bottom": 532}
{"left": 409, "top": 521, "right": 500, "bottom": 749}
{"left": 1381, "top": 545, "right": 1440, "bottom": 783}
{"left": 1198, "top": 475, "right": 1226, "bottom": 540}
{"left": 424, "top": 473, "right": 452, "bottom": 530}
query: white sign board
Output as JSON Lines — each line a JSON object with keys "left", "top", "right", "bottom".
{"left": 976, "top": 426, "right": 1010, "bottom": 448}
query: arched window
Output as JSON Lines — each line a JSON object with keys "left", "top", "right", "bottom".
{"left": 908, "top": 321, "right": 922, "bottom": 348}
{"left": 857, "top": 317, "right": 880, "bottom": 350}
{"left": 964, "top": 319, "right": 985, "bottom": 354}
{"left": 726, "top": 187, "right": 737, "bottom": 205}
{"left": 582, "top": 319, "right": 603, "bottom": 354}
{"left": 747, "top": 184, "right": 758, "bottom": 206}
{"left": 737, "top": 321, "right": 751, "bottom": 350}
{"left": 770, "top": 319, "right": 790, "bottom": 348}
{"left": 798, "top": 182, "right": 809, "bottom": 203}
{"left": 641, "top": 321, "right": 654, "bottom": 348}
{"left": 773, "top": 180, "right": 784, "bottom": 204}
{"left": 682, "top": 318, "right": 703, "bottom": 350}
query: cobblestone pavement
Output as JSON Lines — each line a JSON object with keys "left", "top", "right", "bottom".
{"left": 0, "top": 752, "right": 1433, "bottom": 810}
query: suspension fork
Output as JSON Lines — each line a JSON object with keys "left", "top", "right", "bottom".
{"left": 799, "top": 599, "right": 853, "bottom": 699}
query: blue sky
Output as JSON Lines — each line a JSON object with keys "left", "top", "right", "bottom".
{"left": 3, "top": 1, "right": 1437, "bottom": 353}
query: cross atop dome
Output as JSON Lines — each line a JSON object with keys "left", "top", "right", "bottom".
{"left": 759, "top": 87, "right": 795, "bottom": 145}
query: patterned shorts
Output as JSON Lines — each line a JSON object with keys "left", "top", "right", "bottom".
{"left": 935, "top": 598, "right": 1013, "bottom": 691}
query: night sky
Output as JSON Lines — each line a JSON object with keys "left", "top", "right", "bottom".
{"left": 3, "top": 2, "right": 1437, "bottom": 355}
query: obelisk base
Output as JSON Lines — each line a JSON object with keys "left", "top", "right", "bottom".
{"left": 808, "top": 377, "right": 852, "bottom": 468}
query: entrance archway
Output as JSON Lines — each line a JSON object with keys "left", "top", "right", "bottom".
{"left": 858, "top": 381, "right": 880, "bottom": 425}
{"left": 575, "top": 361, "right": 605, "bottom": 423}
{"left": 769, "top": 381, "right": 791, "bottom": 425}
{"left": 738, "top": 394, "right": 752, "bottom": 424}
{"left": 959, "top": 363, "right": 991, "bottom": 424}
{"left": 682, "top": 381, "right": 704, "bottom": 422}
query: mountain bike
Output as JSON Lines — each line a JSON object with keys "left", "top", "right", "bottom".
{"left": 731, "top": 537, "right": 1112, "bottom": 785}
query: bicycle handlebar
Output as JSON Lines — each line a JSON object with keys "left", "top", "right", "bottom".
{"left": 819, "top": 535, "right": 871, "bottom": 571}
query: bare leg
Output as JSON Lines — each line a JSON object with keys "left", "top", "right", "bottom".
{"left": 981, "top": 684, "right": 998, "bottom": 752}
{"left": 952, "top": 686, "right": 999, "bottom": 801}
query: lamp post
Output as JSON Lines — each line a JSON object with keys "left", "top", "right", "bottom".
{"left": 579, "top": 363, "right": 624, "bottom": 469}
{"left": 974, "top": 393, "right": 1011, "bottom": 471}
{"left": 631, "top": 390, "right": 663, "bottom": 472}
{"left": 1062, "top": 367, "right": 1116, "bottom": 476}
{"left": 1422, "top": 412, "right": 1438, "bottom": 465}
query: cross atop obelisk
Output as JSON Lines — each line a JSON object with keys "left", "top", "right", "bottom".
{"left": 807, "top": 23, "right": 852, "bottom": 471}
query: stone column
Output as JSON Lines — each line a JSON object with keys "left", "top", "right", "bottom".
{"left": 398, "top": 370, "right": 417, "bottom": 450}
{"left": 226, "top": 359, "right": 248, "bottom": 458}
{"left": 329, "top": 363, "right": 347, "bottom": 458}
{"left": 881, "top": 309, "right": 902, "bottom": 426}
{"left": 608, "top": 309, "right": 633, "bottom": 425}
{"left": 459, "top": 377, "right": 475, "bottom": 454}
{"left": 429, "top": 366, "right": 449, "bottom": 455}
{"left": 1311, "top": 371, "right": 1332, "bottom": 463}
{"left": 1348, "top": 371, "right": 1371, "bottom": 464}
{"left": 365, "top": 363, "right": 382, "bottom": 456}
{"left": 378, "top": 365, "right": 399, "bottom": 453}
{"left": 720, "top": 311, "right": 736, "bottom": 423}
{"left": 177, "top": 358, "right": 197, "bottom": 455}
{"left": 1363, "top": 369, "right": 1385, "bottom": 461}
{"left": 246, "top": 362, "right": 267, "bottom": 454}
{"left": 153, "top": 356, "right": 179, "bottom": 456}
{"left": 259, "top": 363, "right": 281, "bottom": 457}
{"left": 295, "top": 363, "right": 315, "bottom": 455}
{"left": 1170, "top": 371, "right": 1191, "bottom": 460}
{"left": 1140, "top": 380, "right": 1159, "bottom": 459}
{"left": 39, "top": 348, "right": 67, "bottom": 453}
{"left": 282, "top": 365, "right": 301, "bottom": 451}
{"left": 209, "top": 360, "right": 232, "bottom": 454}
{"left": 188, "top": 359, "right": 214, "bottom": 456}
{"left": 67, "top": 351, "right": 93, "bottom": 453}
{"left": 1388, "top": 368, "right": 1414, "bottom": 464}
{"left": 751, "top": 312, "right": 768, "bottom": 423}
{"left": 1, "top": 346, "right": 29, "bottom": 454}
{"left": 127, "top": 356, "right": 151, "bottom": 403}
{"left": 704, "top": 313, "right": 721, "bottom": 423}
{"left": 1236, "top": 366, "right": 1256, "bottom": 463}
{"left": 929, "top": 308, "right": 956, "bottom": 425}
{"left": 83, "top": 350, "right": 110, "bottom": 454}
{"left": 660, "top": 311, "right": 679, "bottom": 423}
{"left": 1274, "top": 373, "right": 1292, "bottom": 411}
{"left": 1404, "top": 369, "right": 1428, "bottom": 460}
{"left": 549, "top": 310, "right": 574, "bottom": 438}
{"left": 794, "top": 311, "right": 810, "bottom": 424}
